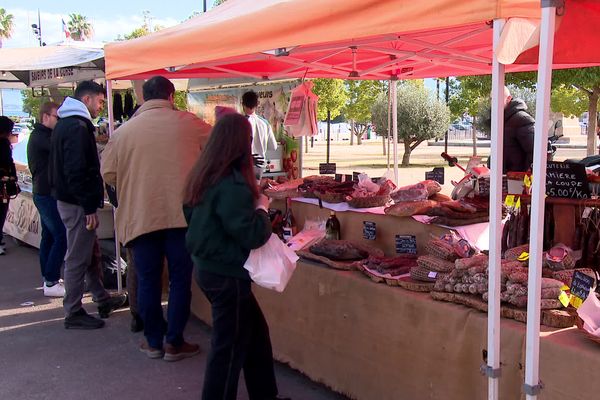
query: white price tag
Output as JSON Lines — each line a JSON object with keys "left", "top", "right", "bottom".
{"left": 428, "top": 271, "right": 438, "bottom": 279}
{"left": 582, "top": 207, "right": 593, "bottom": 219}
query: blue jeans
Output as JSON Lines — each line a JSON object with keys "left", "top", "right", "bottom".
{"left": 33, "top": 194, "right": 67, "bottom": 283}
{"left": 196, "top": 270, "right": 278, "bottom": 400}
{"left": 130, "top": 228, "right": 193, "bottom": 350}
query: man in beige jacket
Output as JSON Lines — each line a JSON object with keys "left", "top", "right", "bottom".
{"left": 101, "top": 76, "right": 211, "bottom": 361}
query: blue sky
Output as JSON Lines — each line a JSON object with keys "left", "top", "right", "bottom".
{"left": 2, "top": 1, "right": 218, "bottom": 48}
{"left": 2, "top": 1, "right": 218, "bottom": 115}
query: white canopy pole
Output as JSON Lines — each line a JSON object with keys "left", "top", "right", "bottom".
{"left": 387, "top": 80, "right": 392, "bottom": 170}
{"left": 524, "top": 2, "right": 557, "bottom": 399}
{"left": 391, "top": 80, "right": 399, "bottom": 185}
{"left": 487, "top": 18, "right": 506, "bottom": 400}
{"left": 106, "top": 80, "right": 123, "bottom": 294}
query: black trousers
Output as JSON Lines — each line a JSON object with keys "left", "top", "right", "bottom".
{"left": 0, "top": 200, "right": 8, "bottom": 243}
{"left": 196, "top": 270, "right": 278, "bottom": 400}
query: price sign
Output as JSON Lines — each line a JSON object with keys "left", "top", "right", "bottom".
{"left": 319, "top": 163, "right": 337, "bottom": 175}
{"left": 395, "top": 235, "right": 417, "bottom": 255}
{"left": 545, "top": 161, "right": 590, "bottom": 199}
{"left": 570, "top": 270, "right": 596, "bottom": 302}
{"left": 363, "top": 221, "right": 376, "bottom": 240}
{"left": 425, "top": 167, "right": 445, "bottom": 184}
{"left": 352, "top": 171, "right": 361, "bottom": 183}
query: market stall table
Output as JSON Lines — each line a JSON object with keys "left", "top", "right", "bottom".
{"left": 191, "top": 258, "right": 600, "bottom": 400}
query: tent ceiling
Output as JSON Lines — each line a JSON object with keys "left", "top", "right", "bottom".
{"left": 104, "top": 0, "right": 600, "bottom": 82}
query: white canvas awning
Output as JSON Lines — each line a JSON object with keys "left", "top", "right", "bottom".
{"left": 0, "top": 42, "right": 105, "bottom": 87}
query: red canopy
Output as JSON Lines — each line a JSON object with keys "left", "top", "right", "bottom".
{"left": 104, "top": 0, "right": 600, "bottom": 81}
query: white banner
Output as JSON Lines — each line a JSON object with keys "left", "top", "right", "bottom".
{"left": 29, "top": 67, "right": 103, "bottom": 87}
{"left": 3, "top": 192, "right": 41, "bottom": 248}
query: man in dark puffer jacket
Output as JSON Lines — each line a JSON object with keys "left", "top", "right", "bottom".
{"left": 502, "top": 86, "right": 535, "bottom": 173}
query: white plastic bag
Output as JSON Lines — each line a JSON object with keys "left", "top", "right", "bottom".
{"left": 243, "top": 234, "right": 299, "bottom": 292}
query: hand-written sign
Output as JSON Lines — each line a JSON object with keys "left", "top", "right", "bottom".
{"left": 425, "top": 167, "right": 445, "bottom": 184}
{"left": 570, "top": 270, "right": 596, "bottom": 301}
{"left": 477, "top": 177, "right": 490, "bottom": 197}
{"left": 319, "top": 163, "right": 336, "bottom": 175}
{"left": 395, "top": 235, "right": 417, "bottom": 255}
{"left": 363, "top": 221, "right": 376, "bottom": 240}
{"left": 353, "top": 172, "right": 361, "bottom": 183}
{"left": 545, "top": 161, "right": 590, "bottom": 199}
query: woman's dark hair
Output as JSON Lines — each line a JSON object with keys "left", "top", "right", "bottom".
{"left": 183, "top": 113, "right": 258, "bottom": 206}
{"left": 0, "top": 116, "right": 14, "bottom": 136}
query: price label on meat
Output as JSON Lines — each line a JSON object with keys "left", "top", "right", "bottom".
{"left": 395, "top": 235, "right": 417, "bottom": 255}
{"left": 363, "top": 221, "right": 376, "bottom": 240}
{"left": 425, "top": 167, "right": 445, "bottom": 184}
{"left": 319, "top": 163, "right": 337, "bottom": 175}
{"left": 570, "top": 270, "right": 595, "bottom": 304}
{"left": 545, "top": 161, "right": 590, "bottom": 199}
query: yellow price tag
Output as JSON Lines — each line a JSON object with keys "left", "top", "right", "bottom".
{"left": 515, "top": 197, "right": 521, "bottom": 210}
{"left": 559, "top": 291, "right": 571, "bottom": 308}
{"left": 570, "top": 296, "right": 584, "bottom": 309}
{"left": 517, "top": 251, "right": 529, "bottom": 262}
{"left": 504, "top": 195, "right": 515, "bottom": 207}
{"left": 524, "top": 175, "right": 532, "bottom": 188}
{"left": 560, "top": 285, "right": 570, "bottom": 291}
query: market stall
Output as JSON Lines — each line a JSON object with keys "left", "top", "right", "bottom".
{"left": 103, "top": 1, "right": 600, "bottom": 399}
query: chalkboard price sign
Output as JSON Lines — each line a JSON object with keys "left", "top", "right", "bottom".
{"left": 425, "top": 167, "right": 445, "bottom": 184}
{"left": 363, "top": 221, "right": 376, "bottom": 240}
{"left": 545, "top": 161, "right": 590, "bottom": 199}
{"left": 395, "top": 235, "right": 417, "bottom": 255}
{"left": 570, "top": 270, "right": 596, "bottom": 301}
{"left": 352, "top": 172, "right": 361, "bottom": 183}
{"left": 319, "top": 163, "right": 337, "bottom": 175}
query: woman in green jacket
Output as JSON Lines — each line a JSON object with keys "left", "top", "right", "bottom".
{"left": 183, "top": 113, "right": 288, "bottom": 400}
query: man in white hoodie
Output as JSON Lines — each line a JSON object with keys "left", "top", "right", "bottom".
{"left": 50, "top": 81, "right": 126, "bottom": 330}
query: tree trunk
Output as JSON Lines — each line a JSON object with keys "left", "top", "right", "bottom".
{"left": 350, "top": 119, "right": 354, "bottom": 145}
{"left": 472, "top": 127, "right": 477, "bottom": 157}
{"left": 305, "top": 136, "right": 308, "bottom": 153}
{"left": 357, "top": 130, "right": 362, "bottom": 145}
{"left": 326, "top": 109, "right": 331, "bottom": 163}
{"left": 382, "top": 132, "right": 386, "bottom": 156}
{"left": 402, "top": 141, "right": 412, "bottom": 166}
{"left": 587, "top": 88, "right": 600, "bottom": 155}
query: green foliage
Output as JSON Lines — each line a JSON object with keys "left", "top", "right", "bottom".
{"left": 213, "top": 0, "right": 228, "bottom": 6}
{"left": 0, "top": 8, "right": 15, "bottom": 46}
{"left": 312, "top": 79, "right": 348, "bottom": 121}
{"left": 67, "top": 14, "right": 93, "bottom": 41}
{"left": 396, "top": 82, "right": 451, "bottom": 144}
{"left": 344, "top": 80, "right": 383, "bottom": 123}
{"left": 22, "top": 88, "right": 72, "bottom": 118}
{"left": 372, "top": 82, "right": 450, "bottom": 165}
{"left": 551, "top": 84, "right": 588, "bottom": 117}
{"left": 174, "top": 91, "right": 188, "bottom": 111}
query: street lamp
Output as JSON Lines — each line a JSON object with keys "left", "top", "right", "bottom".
{"left": 31, "top": 10, "right": 45, "bottom": 46}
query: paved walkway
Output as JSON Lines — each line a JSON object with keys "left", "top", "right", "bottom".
{"left": 0, "top": 239, "right": 348, "bottom": 400}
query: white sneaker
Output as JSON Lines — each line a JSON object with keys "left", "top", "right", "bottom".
{"left": 44, "top": 282, "right": 65, "bottom": 298}
{"left": 0, "top": 245, "right": 5, "bottom": 256}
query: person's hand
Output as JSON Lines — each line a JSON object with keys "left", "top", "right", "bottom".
{"left": 256, "top": 194, "right": 271, "bottom": 211}
{"left": 85, "top": 213, "right": 99, "bottom": 231}
{"left": 252, "top": 154, "right": 265, "bottom": 168}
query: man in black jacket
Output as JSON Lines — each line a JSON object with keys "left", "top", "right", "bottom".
{"left": 0, "top": 116, "right": 17, "bottom": 256}
{"left": 50, "top": 81, "right": 125, "bottom": 329}
{"left": 503, "top": 87, "right": 535, "bottom": 173}
{"left": 28, "top": 102, "right": 68, "bottom": 297}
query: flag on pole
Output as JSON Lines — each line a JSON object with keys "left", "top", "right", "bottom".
{"left": 62, "top": 19, "right": 71, "bottom": 40}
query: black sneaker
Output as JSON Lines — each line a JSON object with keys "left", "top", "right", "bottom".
{"left": 65, "top": 309, "right": 105, "bottom": 330}
{"left": 97, "top": 294, "right": 128, "bottom": 319}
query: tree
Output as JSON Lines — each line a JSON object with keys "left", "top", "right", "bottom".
{"left": 312, "top": 78, "right": 348, "bottom": 162}
{"left": 344, "top": 80, "right": 383, "bottom": 145}
{"left": 373, "top": 82, "right": 450, "bottom": 166}
{"left": 22, "top": 88, "right": 72, "bottom": 118}
{"left": 0, "top": 8, "right": 14, "bottom": 48}
{"left": 68, "top": 14, "right": 93, "bottom": 41}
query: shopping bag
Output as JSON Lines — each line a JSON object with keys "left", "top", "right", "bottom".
{"left": 243, "top": 234, "right": 299, "bottom": 292}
